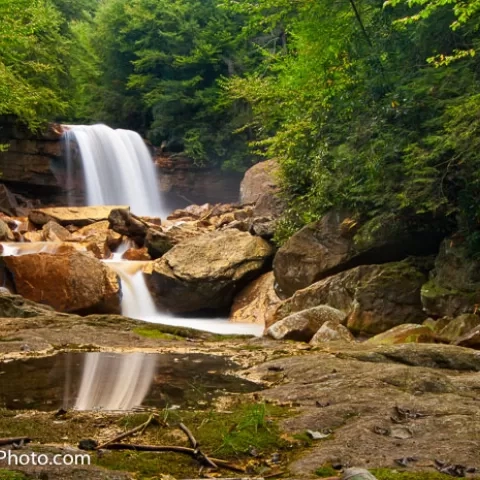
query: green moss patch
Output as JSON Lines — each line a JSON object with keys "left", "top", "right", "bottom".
{"left": 0, "top": 471, "right": 28, "bottom": 480}
{"left": 132, "top": 327, "right": 183, "bottom": 341}
{"left": 94, "top": 401, "right": 294, "bottom": 477}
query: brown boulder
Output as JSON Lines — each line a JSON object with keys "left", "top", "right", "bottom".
{"left": 456, "top": 325, "right": 480, "bottom": 349}
{"left": 366, "top": 324, "right": 436, "bottom": 345}
{"left": 144, "top": 229, "right": 175, "bottom": 258}
{"left": 108, "top": 208, "right": 151, "bottom": 244}
{"left": 23, "top": 230, "right": 44, "bottom": 242}
{"left": 309, "top": 321, "right": 355, "bottom": 344}
{"left": 29, "top": 206, "right": 129, "bottom": 227}
{"left": 274, "top": 212, "right": 442, "bottom": 297}
{"left": 122, "top": 247, "right": 151, "bottom": 261}
{"left": 42, "top": 220, "right": 72, "bottom": 242}
{"left": 269, "top": 260, "right": 427, "bottom": 335}
{"left": 421, "top": 236, "right": 480, "bottom": 317}
{"left": 436, "top": 314, "right": 480, "bottom": 344}
{"left": 266, "top": 305, "right": 346, "bottom": 342}
{"left": 3, "top": 251, "right": 121, "bottom": 314}
{"left": 240, "top": 159, "right": 280, "bottom": 204}
{"left": 0, "top": 184, "right": 20, "bottom": 216}
{"left": 273, "top": 211, "right": 355, "bottom": 296}
{"left": 145, "top": 229, "right": 273, "bottom": 313}
{"left": 253, "top": 192, "right": 286, "bottom": 219}
{"left": 0, "top": 219, "right": 14, "bottom": 241}
{"left": 229, "top": 272, "right": 280, "bottom": 325}
{"left": 69, "top": 220, "right": 114, "bottom": 258}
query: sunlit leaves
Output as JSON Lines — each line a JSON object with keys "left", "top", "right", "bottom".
{"left": 0, "top": 0, "right": 71, "bottom": 129}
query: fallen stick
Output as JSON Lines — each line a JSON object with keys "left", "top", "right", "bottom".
{"left": 0, "top": 437, "right": 30, "bottom": 446}
{"left": 179, "top": 422, "right": 217, "bottom": 469}
{"left": 179, "top": 422, "right": 198, "bottom": 448}
{"left": 103, "top": 443, "right": 245, "bottom": 472}
{"left": 96, "top": 413, "right": 156, "bottom": 450}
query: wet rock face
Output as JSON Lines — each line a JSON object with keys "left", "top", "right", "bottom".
{"left": 3, "top": 251, "right": 121, "bottom": 314}
{"left": 156, "top": 155, "right": 243, "bottom": 209}
{"left": 145, "top": 229, "right": 273, "bottom": 313}
{"left": 0, "top": 122, "right": 68, "bottom": 204}
{"left": 268, "top": 260, "right": 427, "bottom": 335}
{"left": 421, "top": 236, "right": 480, "bottom": 317}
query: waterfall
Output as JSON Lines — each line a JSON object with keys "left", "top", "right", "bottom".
{"left": 104, "top": 259, "right": 264, "bottom": 336}
{"left": 63, "top": 124, "right": 165, "bottom": 217}
{"left": 105, "top": 260, "right": 158, "bottom": 319}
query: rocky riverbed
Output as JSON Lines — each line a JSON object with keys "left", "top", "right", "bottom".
{"left": 0, "top": 160, "right": 480, "bottom": 479}
{"left": 0, "top": 308, "right": 479, "bottom": 480}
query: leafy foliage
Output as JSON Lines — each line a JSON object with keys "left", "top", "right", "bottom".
{"left": 0, "top": 0, "right": 73, "bottom": 130}
{"left": 4, "top": 0, "right": 480, "bottom": 249}
{"left": 222, "top": 0, "right": 480, "bottom": 248}
{"left": 71, "top": 0, "right": 259, "bottom": 168}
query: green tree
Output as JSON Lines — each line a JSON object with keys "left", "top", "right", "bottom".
{"left": 0, "top": 0, "right": 72, "bottom": 130}
{"left": 72, "top": 0, "right": 259, "bottom": 168}
{"left": 223, "top": 0, "right": 480, "bottom": 247}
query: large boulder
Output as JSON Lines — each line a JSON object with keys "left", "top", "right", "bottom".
{"left": 229, "top": 272, "right": 281, "bottom": 325}
{"left": 0, "top": 184, "right": 21, "bottom": 216}
{"left": 309, "top": 321, "right": 355, "bottom": 344}
{"left": 366, "top": 324, "right": 436, "bottom": 345}
{"left": 144, "top": 228, "right": 174, "bottom": 258}
{"left": 456, "top": 325, "right": 480, "bottom": 349}
{"left": 0, "top": 291, "right": 59, "bottom": 318}
{"left": 3, "top": 251, "right": 121, "bottom": 314}
{"left": 240, "top": 159, "right": 280, "bottom": 204}
{"left": 69, "top": 220, "right": 117, "bottom": 258}
{"left": 268, "top": 260, "right": 428, "bottom": 335}
{"left": 108, "top": 208, "right": 153, "bottom": 244}
{"left": 273, "top": 212, "right": 443, "bottom": 297}
{"left": 29, "top": 206, "right": 129, "bottom": 227}
{"left": 266, "top": 305, "right": 346, "bottom": 341}
{"left": 421, "top": 236, "right": 480, "bottom": 317}
{"left": 0, "top": 218, "right": 14, "bottom": 241}
{"left": 42, "top": 220, "right": 72, "bottom": 242}
{"left": 436, "top": 314, "right": 480, "bottom": 344}
{"left": 273, "top": 211, "right": 355, "bottom": 296}
{"left": 145, "top": 229, "right": 273, "bottom": 313}
{"left": 253, "top": 191, "right": 286, "bottom": 219}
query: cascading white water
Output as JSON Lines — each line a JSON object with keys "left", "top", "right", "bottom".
{"left": 106, "top": 259, "right": 264, "bottom": 336}
{"left": 64, "top": 124, "right": 165, "bottom": 217}
{"left": 105, "top": 260, "right": 158, "bottom": 319}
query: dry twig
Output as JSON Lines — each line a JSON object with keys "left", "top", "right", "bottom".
{"left": 102, "top": 443, "right": 245, "bottom": 472}
{"left": 0, "top": 437, "right": 30, "bottom": 446}
{"left": 96, "top": 413, "right": 157, "bottom": 450}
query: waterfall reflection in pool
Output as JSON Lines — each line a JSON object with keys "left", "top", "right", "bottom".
{"left": 0, "top": 352, "right": 261, "bottom": 411}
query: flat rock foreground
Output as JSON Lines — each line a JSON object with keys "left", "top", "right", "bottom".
{"left": 0, "top": 310, "right": 479, "bottom": 480}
